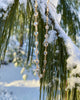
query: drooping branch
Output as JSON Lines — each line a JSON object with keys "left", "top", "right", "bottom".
{"left": 31, "top": 0, "right": 80, "bottom": 76}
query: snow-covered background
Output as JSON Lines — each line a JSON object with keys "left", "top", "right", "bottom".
{"left": 0, "top": 64, "right": 40, "bottom": 100}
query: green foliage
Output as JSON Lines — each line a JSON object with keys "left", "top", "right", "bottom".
{"left": 57, "top": 0, "right": 80, "bottom": 41}
{"left": 0, "top": 0, "right": 19, "bottom": 63}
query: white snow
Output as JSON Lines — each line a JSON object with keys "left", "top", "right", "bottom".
{"left": 0, "top": 88, "right": 18, "bottom": 100}
{"left": 78, "top": 7, "right": 80, "bottom": 21}
{"left": 48, "top": 30, "right": 57, "bottom": 44}
{"left": 49, "top": 18, "right": 80, "bottom": 77}
{"left": 31, "top": 0, "right": 61, "bottom": 23}
{"left": 0, "top": 0, "right": 27, "bottom": 11}
{"left": 67, "top": 77, "right": 80, "bottom": 90}
{"left": 0, "top": 63, "right": 40, "bottom": 100}
{"left": 0, "top": 0, "right": 27, "bottom": 18}
{"left": 0, "top": 0, "right": 14, "bottom": 11}
{"left": 0, "top": 0, "right": 14, "bottom": 18}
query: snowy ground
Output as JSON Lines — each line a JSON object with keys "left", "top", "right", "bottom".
{"left": 0, "top": 63, "right": 40, "bottom": 100}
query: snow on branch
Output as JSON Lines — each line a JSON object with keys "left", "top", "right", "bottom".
{"left": 31, "top": 0, "right": 80, "bottom": 79}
